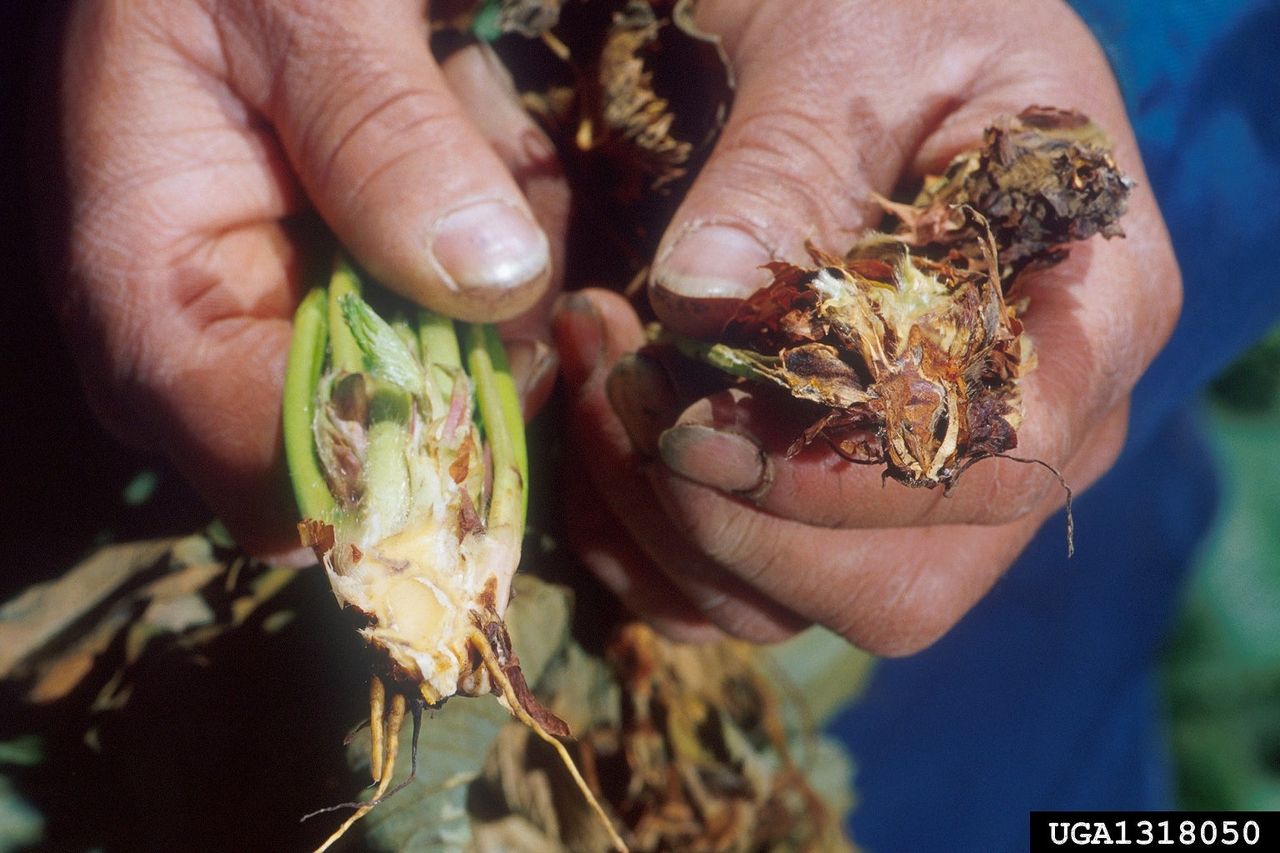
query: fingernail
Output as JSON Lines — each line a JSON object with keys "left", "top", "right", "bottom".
{"left": 429, "top": 200, "right": 549, "bottom": 293}
{"left": 653, "top": 224, "right": 773, "bottom": 299}
{"left": 659, "top": 424, "right": 773, "bottom": 498}
{"left": 607, "top": 353, "right": 679, "bottom": 457}
{"left": 553, "top": 292, "right": 604, "bottom": 389}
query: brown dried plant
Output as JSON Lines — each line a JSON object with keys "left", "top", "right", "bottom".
{"left": 661, "top": 108, "right": 1130, "bottom": 507}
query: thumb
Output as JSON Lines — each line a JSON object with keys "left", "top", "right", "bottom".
{"left": 227, "top": 1, "right": 550, "bottom": 321}
{"left": 649, "top": 1, "right": 930, "bottom": 337}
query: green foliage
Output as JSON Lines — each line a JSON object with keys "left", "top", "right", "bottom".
{"left": 1163, "top": 401, "right": 1280, "bottom": 810}
{"left": 1210, "top": 325, "right": 1280, "bottom": 413}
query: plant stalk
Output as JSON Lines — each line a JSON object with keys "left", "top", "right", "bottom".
{"left": 283, "top": 287, "right": 336, "bottom": 521}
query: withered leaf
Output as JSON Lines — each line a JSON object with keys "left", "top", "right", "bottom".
{"left": 712, "top": 237, "right": 1028, "bottom": 488}
{"left": 685, "top": 340, "right": 871, "bottom": 410}
{"left": 0, "top": 539, "right": 176, "bottom": 679}
{"left": 773, "top": 344, "right": 871, "bottom": 409}
{"left": 297, "top": 518, "right": 335, "bottom": 563}
{"left": 656, "top": 108, "right": 1129, "bottom": 497}
{"left": 600, "top": 623, "right": 856, "bottom": 852}
{"left": 885, "top": 106, "right": 1133, "bottom": 279}
{"left": 722, "top": 261, "right": 826, "bottom": 350}
{"left": 493, "top": 0, "right": 564, "bottom": 37}
{"left": 0, "top": 534, "right": 304, "bottom": 711}
{"left": 460, "top": 0, "right": 735, "bottom": 286}
{"left": 447, "top": 571, "right": 860, "bottom": 853}
{"left": 495, "top": 634, "right": 572, "bottom": 738}
{"left": 585, "top": 0, "right": 732, "bottom": 202}
{"left": 594, "top": 3, "right": 690, "bottom": 190}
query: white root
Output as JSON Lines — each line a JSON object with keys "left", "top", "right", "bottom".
{"left": 368, "top": 676, "right": 385, "bottom": 783}
{"left": 312, "top": 689, "right": 406, "bottom": 853}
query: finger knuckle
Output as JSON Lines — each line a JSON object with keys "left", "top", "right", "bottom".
{"left": 709, "top": 107, "right": 865, "bottom": 238}
{"left": 681, "top": 503, "right": 781, "bottom": 583}
{"left": 302, "top": 68, "right": 455, "bottom": 202}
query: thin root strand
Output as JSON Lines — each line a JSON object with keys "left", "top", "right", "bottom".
{"left": 369, "top": 677, "right": 385, "bottom": 782}
{"left": 307, "top": 691, "right": 407, "bottom": 853}
{"left": 995, "top": 454, "right": 1075, "bottom": 557}
{"left": 468, "top": 628, "right": 630, "bottom": 853}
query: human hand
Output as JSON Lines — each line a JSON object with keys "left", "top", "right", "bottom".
{"left": 555, "top": 0, "right": 1181, "bottom": 652}
{"left": 44, "top": 0, "right": 568, "bottom": 555}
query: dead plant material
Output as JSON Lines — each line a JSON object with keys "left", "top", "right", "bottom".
{"left": 466, "top": 619, "right": 859, "bottom": 852}
{"left": 878, "top": 106, "right": 1133, "bottom": 279}
{"left": 475, "top": 0, "right": 733, "bottom": 281}
{"left": 710, "top": 228, "right": 1029, "bottom": 490}
{"left": 583, "top": 0, "right": 731, "bottom": 202}
{"left": 660, "top": 108, "right": 1130, "bottom": 507}
{"left": 601, "top": 623, "right": 854, "bottom": 852}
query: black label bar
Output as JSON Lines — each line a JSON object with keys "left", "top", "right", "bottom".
{"left": 1031, "top": 811, "right": 1279, "bottom": 852}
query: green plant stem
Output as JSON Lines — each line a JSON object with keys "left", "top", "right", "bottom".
{"left": 328, "top": 256, "right": 364, "bottom": 375}
{"left": 649, "top": 324, "right": 780, "bottom": 380}
{"left": 418, "top": 310, "right": 462, "bottom": 416}
{"left": 461, "top": 324, "right": 527, "bottom": 529}
{"left": 471, "top": 0, "right": 503, "bottom": 42}
{"left": 283, "top": 287, "right": 336, "bottom": 521}
{"left": 361, "top": 416, "right": 413, "bottom": 542}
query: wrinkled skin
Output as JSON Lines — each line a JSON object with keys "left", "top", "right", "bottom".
{"left": 43, "top": 0, "right": 569, "bottom": 555}
{"left": 47, "top": 0, "right": 1179, "bottom": 656}
{"left": 553, "top": 0, "right": 1179, "bottom": 654}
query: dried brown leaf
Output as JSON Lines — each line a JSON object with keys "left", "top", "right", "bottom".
{"left": 597, "top": 622, "right": 854, "bottom": 852}
{"left": 27, "top": 642, "right": 106, "bottom": 704}
{"left": 0, "top": 539, "right": 175, "bottom": 680}
{"left": 495, "top": 0, "right": 564, "bottom": 37}
{"left": 588, "top": 2, "right": 694, "bottom": 197}
{"left": 716, "top": 238, "right": 1026, "bottom": 487}
{"left": 664, "top": 109, "right": 1130, "bottom": 494}
{"left": 889, "top": 106, "right": 1133, "bottom": 279}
